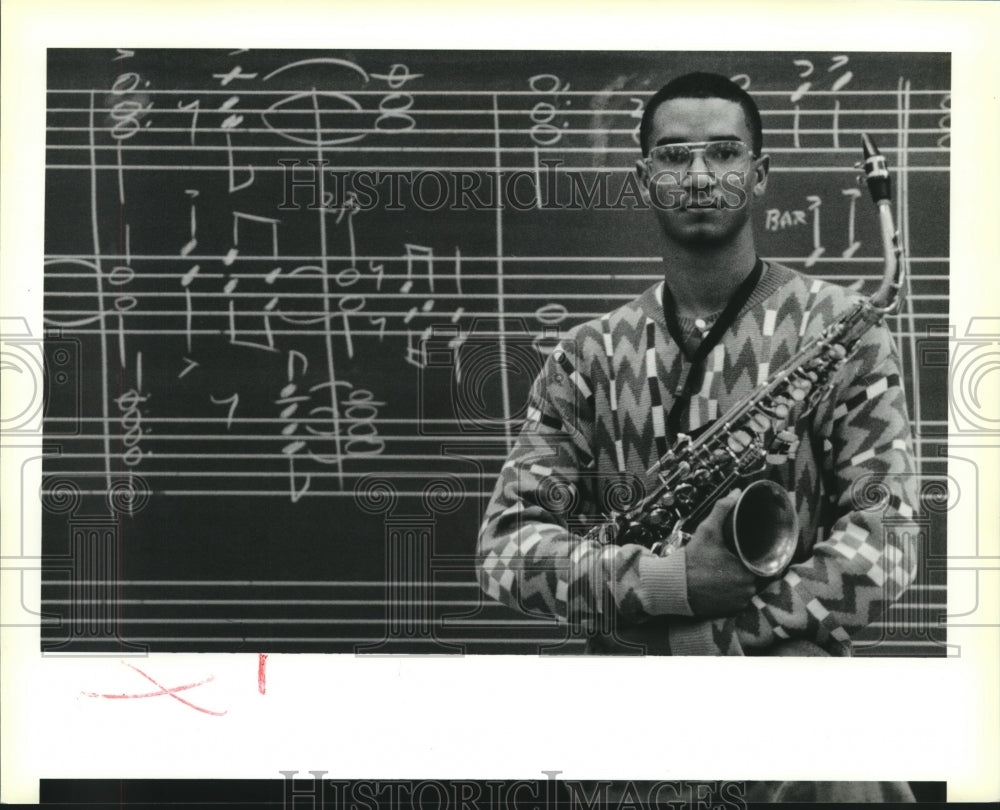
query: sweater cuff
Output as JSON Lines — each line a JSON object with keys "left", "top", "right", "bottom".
{"left": 667, "top": 620, "right": 719, "bottom": 655}
{"left": 639, "top": 548, "right": 694, "bottom": 617}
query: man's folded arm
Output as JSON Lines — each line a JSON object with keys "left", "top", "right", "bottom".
{"left": 477, "top": 340, "right": 696, "bottom": 626}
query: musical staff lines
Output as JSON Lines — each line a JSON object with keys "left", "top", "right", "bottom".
{"left": 37, "top": 580, "right": 948, "bottom": 655}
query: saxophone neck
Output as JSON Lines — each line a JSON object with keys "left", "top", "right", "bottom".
{"left": 861, "top": 135, "right": 906, "bottom": 315}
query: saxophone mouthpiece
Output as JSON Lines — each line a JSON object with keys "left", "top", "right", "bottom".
{"left": 861, "top": 133, "right": 892, "bottom": 203}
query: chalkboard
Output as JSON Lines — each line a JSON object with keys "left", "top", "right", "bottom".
{"left": 40, "top": 49, "right": 950, "bottom": 655}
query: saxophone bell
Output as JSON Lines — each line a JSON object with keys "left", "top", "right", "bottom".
{"left": 725, "top": 479, "right": 799, "bottom": 577}
{"left": 654, "top": 479, "right": 798, "bottom": 578}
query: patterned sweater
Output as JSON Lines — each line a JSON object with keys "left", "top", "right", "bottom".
{"left": 477, "top": 261, "right": 918, "bottom": 655}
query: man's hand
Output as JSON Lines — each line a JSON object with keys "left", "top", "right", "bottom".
{"left": 684, "top": 489, "right": 759, "bottom": 618}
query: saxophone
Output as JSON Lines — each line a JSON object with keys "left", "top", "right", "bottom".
{"left": 590, "top": 134, "right": 905, "bottom": 577}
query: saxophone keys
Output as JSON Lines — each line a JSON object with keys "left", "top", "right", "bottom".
{"left": 712, "top": 448, "right": 735, "bottom": 470}
{"left": 659, "top": 491, "right": 676, "bottom": 507}
{"left": 726, "top": 429, "right": 753, "bottom": 453}
{"left": 766, "top": 429, "right": 799, "bottom": 464}
{"left": 765, "top": 402, "right": 790, "bottom": 420}
{"left": 647, "top": 507, "right": 670, "bottom": 527}
{"left": 750, "top": 413, "right": 772, "bottom": 434}
{"left": 674, "top": 483, "right": 695, "bottom": 504}
{"left": 622, "top": 520, "right": 655, "bottom": 548}
{"left": 781, "top": 429, "right": 800, "bottom": 458}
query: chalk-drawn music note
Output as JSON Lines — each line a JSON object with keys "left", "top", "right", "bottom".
{"left": 528, "top": 73, "right": 569, "bottom": 147}
{"left": 277, "top": 351, "right": 310, "bottom": 503}
{"left": 452, "top": 247, "right": 463, "bottom": 297}
{"left": 219, "top": 95, "right": 244, "bottom": 129}
{"left": 841, "top": 188, "right": 862, "bottom": 258}
{"left": 282, "top": 441, "right": 310, "bottom": 503}
{"left": 276, "top": 359, "right": 310, "bottom": 439}
{"left": 112, "top": 274, "right": 137, "bottom": 370}
{"left": 261, "top": 58, "right": 370, "bottom": 147}
{"left": 370, "top": 63, "right": 424, "bottom": 89}
{"left": 448, "top": 247, "right": 466, "bottom": 378}
{"left": 180, "top": 264, "right": 200, "bottom": 353}
{"left": 327, "top": 199, "right": 364, "bottom": 359}
{"left": 220, "top": 95, "right": 254, "bottom": 192}
{"left": 225, "top": 132, "right": 255, "bottom": 193}
{"left": 181, "top": 189, "right": 198, "bottom": 256}
{"left": 222, "top": 218, "right": 282, "bottom": 354}
{"left": 224, "top": 276, "right": 279, "bottom": 354}
{"left": 448, "top": 327, "right": 468, "bottom": 382}
{"left": 330, "top": 193, "right": 360, "bottom": 270}
{"left": 788, "top": 58, "right": 813, "bottom": 148}
{"left": 287, "top": 348, "right": 308, "bottom": 380}
{"left": 937, "top": 93, "right": 951, "bottom": 149}
{"left": 533, "top": 147, "right": 543, "bottom": 207}
{"left": 226, "top": 211, "right": 280, "bottom": 266}
{"left": 792, "top": 105, "right": 802, "bottom": 149}
{"left": 398, "top": 247, "right": 470, "bottom": 378}
{"left": 404, "top": 298, "right": 435, "bottom": 326}
{"left": 805, "top": 195, "right": 825, "bottom": 268}
{"left": 790, "top": 55, "right": 852, "bottom": 148}
{"left": 827, "top": 56, "right": 852, "bottom": 149}
{"left": 790, "top": 59, "right": 813, "bottom": 104}
{"left": 405, "top": 326, "right": 433, "bottom": 369}
{"left": 827, "top": 55, "right": 853, "bottom": 91}
{"left": 116, "top": 351, "right": 148, "bottom": 469}
{"left": 401, "top": 244, "right": 435, "bottom": 294}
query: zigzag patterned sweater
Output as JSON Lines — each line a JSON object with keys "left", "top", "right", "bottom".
{"left": 478, "top": 261, "right": 918, "bottom": 655}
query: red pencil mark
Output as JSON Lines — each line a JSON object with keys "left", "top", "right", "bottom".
{"left": 82, "top": 674, "right": 213, "bottom": 700}
{"left": 258, "top": 653, "right": 268, "bottom": 695}
{"left": 81, "top": 662, "right": 227, "bottom": 716}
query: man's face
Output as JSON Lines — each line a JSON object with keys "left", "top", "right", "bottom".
{"left": 636, "top": 96, "right": 769, "bottom": 247}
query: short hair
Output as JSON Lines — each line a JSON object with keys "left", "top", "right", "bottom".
{"left": 639, "top": 72, "right": 763, "bottom": 158}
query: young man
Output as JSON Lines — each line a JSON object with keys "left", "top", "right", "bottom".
{"left": 477, "top": 72, "right": 918, "bottom": 656}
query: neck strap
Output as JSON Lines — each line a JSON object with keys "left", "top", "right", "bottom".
{"left": 663, "top": 257, "right": 764, "bottom": 435}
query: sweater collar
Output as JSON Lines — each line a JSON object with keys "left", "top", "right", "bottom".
{"left": 646, "top": 259, "right": 795, "bottom": 331}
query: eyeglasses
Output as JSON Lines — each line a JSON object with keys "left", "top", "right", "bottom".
{"left": 646, "top": 140, "right": 754, "bottom": 173}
